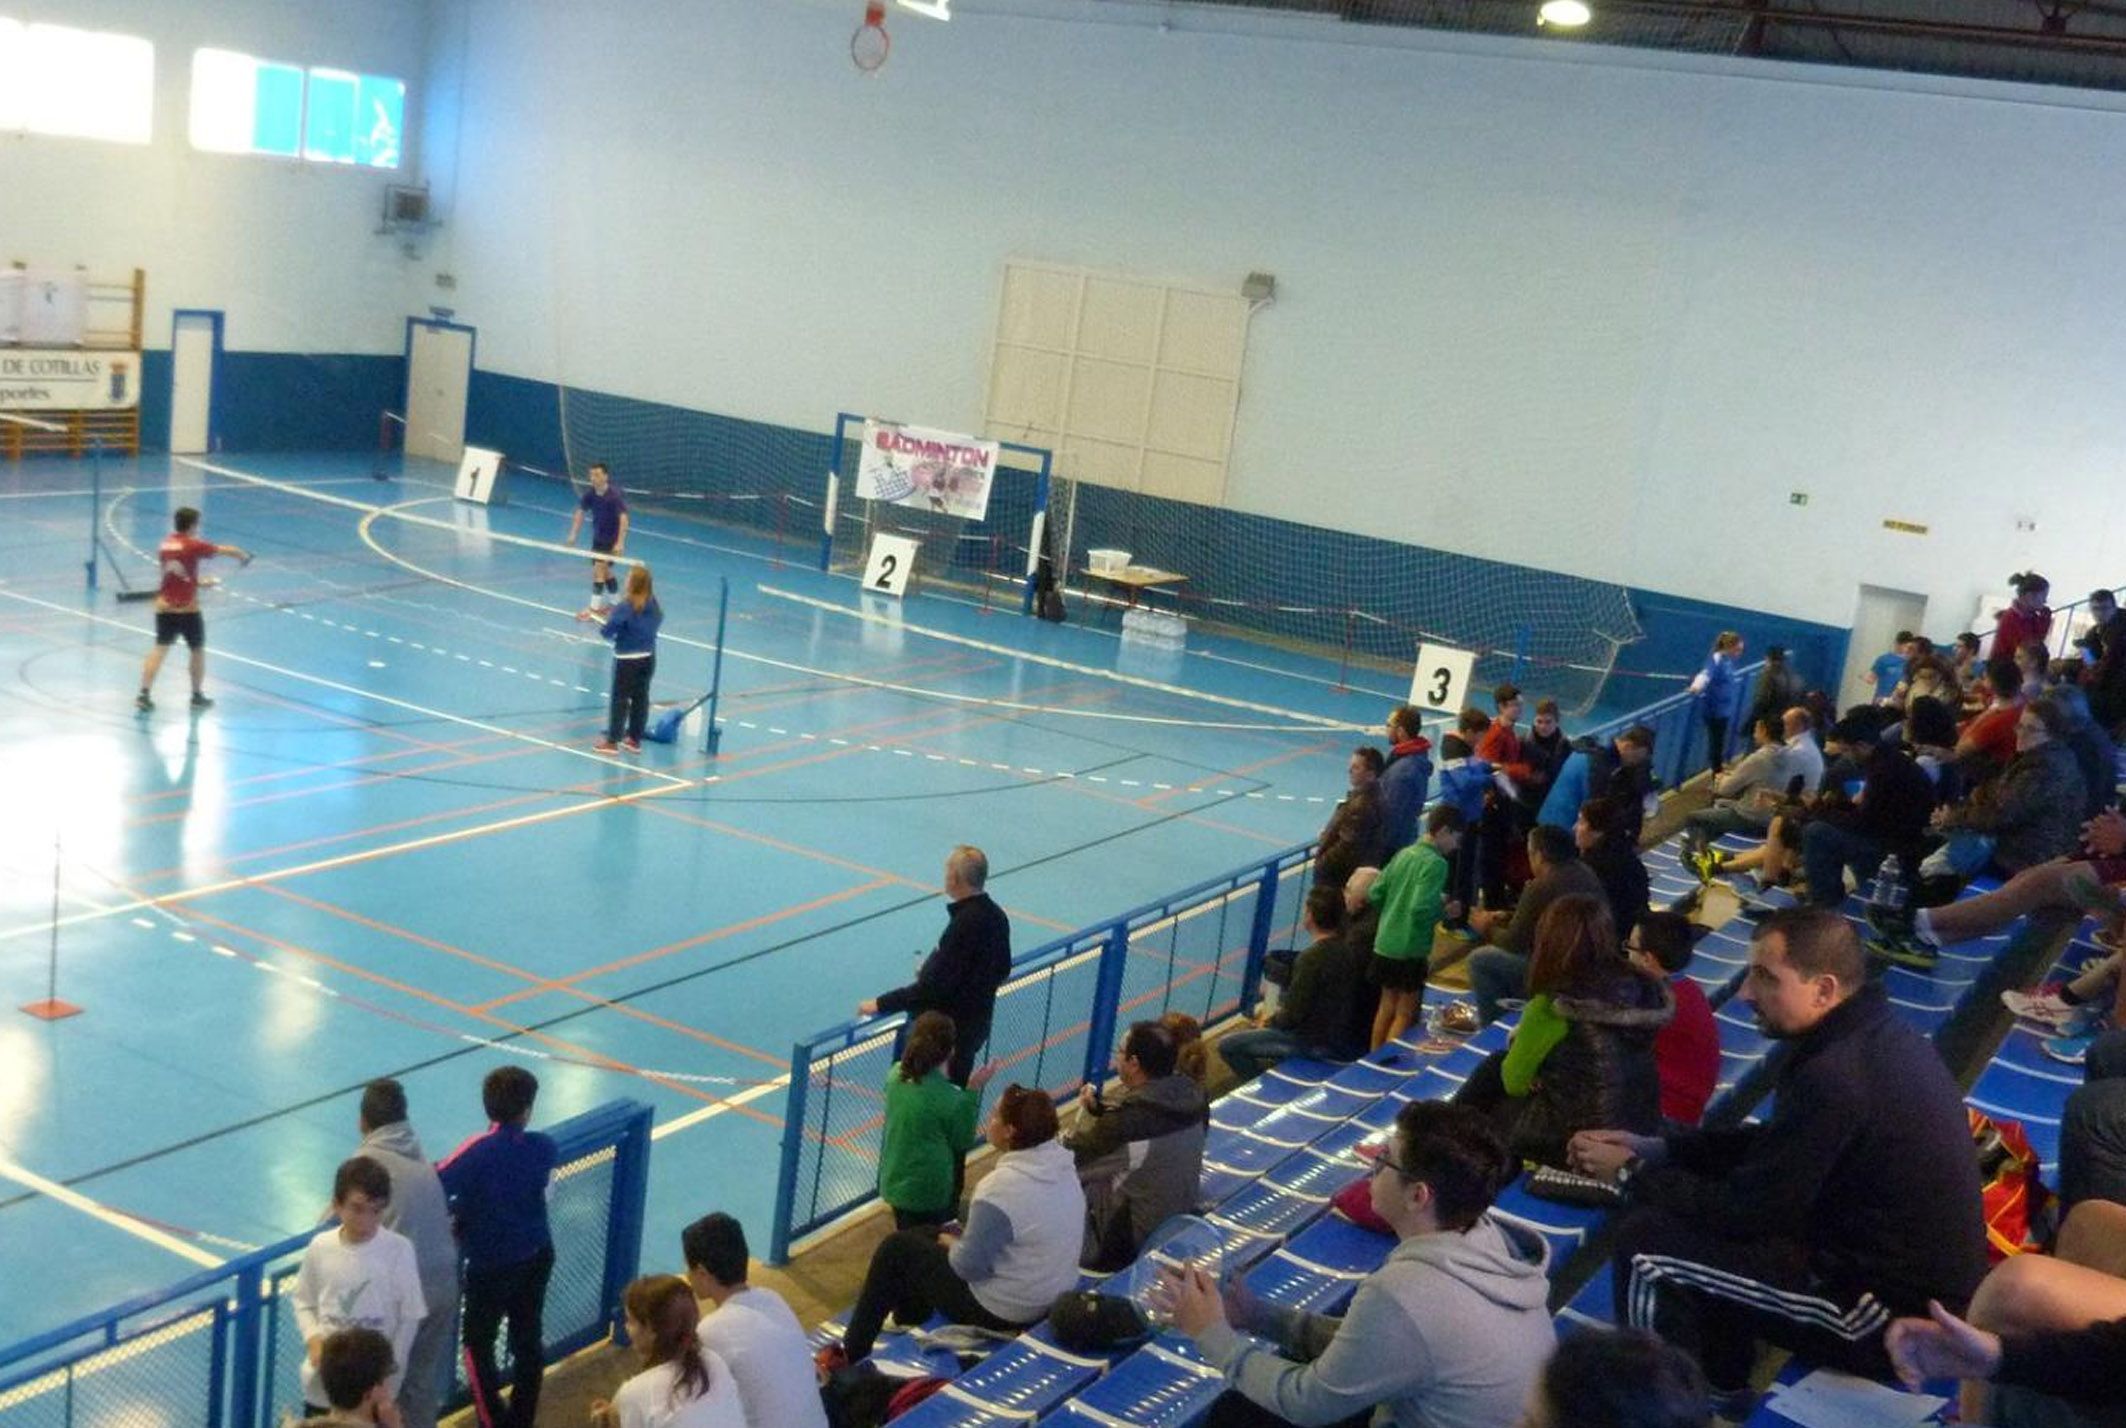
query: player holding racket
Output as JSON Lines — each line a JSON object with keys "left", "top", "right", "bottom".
{"left": 564, "top": 462, "right": 628, "bottom": 618}
{"left": 583, "top": 563, "right": 662, "bottom": 754}
{"left": 137, "top": 506, "right": 251, "bottom": 711}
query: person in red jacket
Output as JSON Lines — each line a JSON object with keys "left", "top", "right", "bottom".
{"left": 1627, "top": 912, "right": 1717, "bottom": 1126}
{"left": 1992, "top": 571, "right": 2052, "bottom": 660}
{"left": 137, "top": 505, "right": 251, "bottom": 711}
{"left": 1477, "top": 683, "right": 1536, "bottom": 907}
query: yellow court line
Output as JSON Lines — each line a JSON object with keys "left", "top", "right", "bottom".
{"left": 0, "top": 1155, "right": 224, "bottom": 1269}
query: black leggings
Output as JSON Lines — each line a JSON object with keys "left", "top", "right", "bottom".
{"left": 1704, "top": 716, "right": 1730, "bottom": 775}
{"left": 462, "top": 1246, "right": 553, "bottom": 1428}
{"left": 842, "top": 1229, "right": 1025, "bottom": 1362}
{"left": 608, "top": 655, "right": 655, "bottom": 741}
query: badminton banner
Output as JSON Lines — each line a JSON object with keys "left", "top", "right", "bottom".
{"left": 855, "top": 419, "right": 999, "bottom": 522}
{"left": 0, "top": 349, "right": 142, "bottom": 410}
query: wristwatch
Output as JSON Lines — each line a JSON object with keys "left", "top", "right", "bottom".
{"left": 1615, "top": 1154, "right": 1644, "bottom": 1192}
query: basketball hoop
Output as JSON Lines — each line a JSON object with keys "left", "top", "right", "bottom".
{"left": 852, "top": 0, "right": 890, "bottom": 73}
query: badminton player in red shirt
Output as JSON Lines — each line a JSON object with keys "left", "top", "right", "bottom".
{"left": 136, "top": 506, "right": 250, "bottom": 711}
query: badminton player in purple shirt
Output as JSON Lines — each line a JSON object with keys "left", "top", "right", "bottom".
{"left": 564, "top": 462, "right": 628, "bottom": 617}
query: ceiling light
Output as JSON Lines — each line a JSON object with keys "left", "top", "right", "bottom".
{"left": 1538, "top": 0, "right": 1592, "bottom": 25}
{"left": 897, "top": 0, "right": 951, "bottom": 18}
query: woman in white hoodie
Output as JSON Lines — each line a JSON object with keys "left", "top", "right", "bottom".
{"left": 821, "top": 1084, "right": 1086, "bottom": 1369}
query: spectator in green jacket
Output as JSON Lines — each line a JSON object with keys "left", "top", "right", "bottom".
{"left": 878, "top": 1012, "right": 996, "bottom": 1230}
{"left": 1368, "top": 805, "right": 1466, "bottom": 1050}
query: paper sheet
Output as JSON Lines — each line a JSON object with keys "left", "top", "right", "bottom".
{"left": 1765, "top": 1369, "right": 1947, "bottom": 1428}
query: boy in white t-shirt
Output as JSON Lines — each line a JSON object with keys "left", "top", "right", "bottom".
{"left": 293, "top": 1157, "right": 428, "bottom": 1417}
{"left": 681, "top": 1213, "right": 829, "bottom": 1428}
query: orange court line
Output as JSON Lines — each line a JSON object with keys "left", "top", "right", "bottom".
{"left": 121, "top": 729, "right": 498, "bottom": 809}
{"left": 472, "top": 875, "right": 897, "bottom": 1011}
{"left": 168, "top": 904, "right": 784, "bottom": 1126}
{"left": 128, "top": 742, "right": 555, "bottom": 828}
{"left": 254, "top": 883, "right": 795, "bottom": 1069}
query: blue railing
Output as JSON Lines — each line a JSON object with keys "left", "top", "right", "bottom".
{"left": 767, "top": 662, "right": 1765, "bottom": 1263}
{"left": 0, "top": 1099, "right": 654, "bottom": 1428}
{"left": 769, "top": 844, "right": 1316, "bottom": 1263}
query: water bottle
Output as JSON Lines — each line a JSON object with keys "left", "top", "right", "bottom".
{"left": 1870, "top": 854, "right": 1907, "bottom": 915}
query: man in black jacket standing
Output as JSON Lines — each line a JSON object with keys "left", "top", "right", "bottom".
{"left": 1569, "top": 907, "right": 1987, "bottom": 1418}
{"left": 861, "top": 845, "right": 1012, "bottom": 1086}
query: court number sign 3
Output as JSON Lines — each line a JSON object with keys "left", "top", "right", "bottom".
{"left": 1409, "top": 642, "right": 1477, "bottom": 714}
{"left": 863, "top": 533, "right": 921, "bottom": 599}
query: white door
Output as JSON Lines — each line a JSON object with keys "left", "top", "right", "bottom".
{"left": 1840, "top": 585, "right": 1929, "bottom": 710}
{"left": 169, "top": 314, "right": 216, "bottom": 454}
{"left": 404, "top": 321, "right": 472, "bottom": 463}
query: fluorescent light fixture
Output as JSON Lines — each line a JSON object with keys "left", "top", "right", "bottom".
{"left": 1538, "top": 0, "right": 1593, "bottom": 24}
{"left": 897, "top": 0, "right": 951, "bottom": 18}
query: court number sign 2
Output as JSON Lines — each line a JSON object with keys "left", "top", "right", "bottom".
{"left": 1409, "top": 642, "right": 1477, "bottom": 714}
{"left": 862, "top": 533, "right": 921, "bottom": 599}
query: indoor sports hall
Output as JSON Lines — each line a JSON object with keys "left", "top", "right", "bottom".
{"left": 7, "top": 1, "right": 2126, "bottom": 1426}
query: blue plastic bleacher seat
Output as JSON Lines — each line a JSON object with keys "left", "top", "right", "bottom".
{"left": 1049, "top": 1339, "right": 1228, "bottom": 1428}
{"left": 1209, "top": 1178, "right": 1330, "bottom": 1240}
{"left": 938, "top": 1334, "right": 1105, "bottom": 1417}
{"left": 1284, "top": 1213, "right": 1395, "bottom": 1276}
{"left": 1243, "top": 1245, "right": 1369, "bottom": 1315}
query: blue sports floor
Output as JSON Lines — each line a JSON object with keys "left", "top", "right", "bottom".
{"left": 0, "top": 450, "right": 1482, "bottom": 1345}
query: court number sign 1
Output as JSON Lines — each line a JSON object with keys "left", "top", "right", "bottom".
{"left": 863, "top": 533, "right": 921, "bottom": 599}
{"left": 1409, "top": 642, "right": 1476, "bottom": 713}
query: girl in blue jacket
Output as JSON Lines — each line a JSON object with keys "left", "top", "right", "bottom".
{"left": 586, "top": 563, "right": 662, "bottom": 752}
{"left": 1690, "top": 631, "right": 1744, "bottom": 776}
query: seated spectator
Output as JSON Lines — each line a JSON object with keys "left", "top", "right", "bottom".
{"left": 308, "top": 1327, "right": 402, "bottom": 1428}
{"left": 294, "top": 1157, "right": 426, "bottom": 1418}
{"left": 1578, "top": 795, "right": 1650, "bottom": 946}
{"left": 2049, "top": 684, "right": 2119, "bottom": 820}
{"left": 1454, "top": 894, "right": 1671, "bottom": 1166}
{"left": 2083, "top": 588, "right": 2126, "bottom": 733}
{"left": 1896, "top": 645, "right": 1962, "bottom": 714}
{"left": 1681, "top": 715, "right": 1790, "bottom": 853}
{"left": 1152, "top": 1100, "right": 1555, "bottom": 1428}
{"left": 1569, "top": 908, "right": 1987, "bottom": 1420}
{"left": 680, "top": 1213, "right": 828, "bottom": 1428}
{"left": 1378, "top": 705, "right": 1434, "bottom": 857}
{"left": 1437, "top": 707, "right": 1498, "bottom": 925}
{"left": 1799, "top": 714, "right": 1934, "bottom": 906}
{"left": 592, "top": 1275, "right": 744, "bottom": 1428}
{"left": 1069, "top": 1019, "right": 1209, "bottom": 1270}
{"left": 1871, "top": 632, "right": 1915, "bottom": 704}
{"left": 1520, "top": 1329, "right": 1710, "bottom": 1428}
{"left": 1886, "top": 1199, "right": 2126, "bottom": 1428}
{"left": 1629, "top": 911, "right": 1718, "bottom": 1127}
{"left": 1873, "top": 806, "right": 2126, "bottom": 960}
{"left": 2016, "top": 639, "right": 2052, "bottom": 704}
{"left": 1540, "top": 725, "right": 1658, "bottom": 846}
{"left": 1224, "top": 888, "right": 1367, "bottom": 1082}
{"left": 821, "top": 1085, "right": 1085, "bottom": 1371}
{"left": 1367, "top": 807, "right": 1464, "bottom": 1049}
{"left": 1314, "top": 746, "right": 1387, "bottom": 890}
{"left": 1950, "top": 631, "right": 1984, "bottom": 691}
{"left": 1904, "top": 695, "right": 1963, "bottom": 806}
{"left": 1159, "top": 1011, "right": 1210, "bottom": 1084}
{"left": 1468, "top": 823, "right": 1606, "bottom": 1024}
{"left": 1520, "top": 698, "right": 1571, "bottom": 825}
{"left": 2056, "top": 1027, "right": 2126, "bottom": 1218}
{"left": 1747, "top": 645, "right": 1802, "bottom": 734}
{"left": 1688, "top": 631, "right": 1745, "bottom": 776}
{"left": 1958, "top": 659, "right": 2025, "bottom": 779}
{"left": 878, "top": 1012, "right": 994, "bottom": 1231}
{"left": 1930, "top": 696, "right": 2087, "bottom": 881}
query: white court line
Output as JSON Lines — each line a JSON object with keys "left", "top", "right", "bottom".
{"left": 0, "top": 1155, "right": 223, "bottom": 1269}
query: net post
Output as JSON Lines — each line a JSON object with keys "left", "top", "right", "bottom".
{"left": 701, "top": 577, "right": 729, "bottom": 756}
{"left": 1510, "top": 623, "right": 1534, "bottom": 686}
{"left": 1336, "top": 608, "right": 1357, "bottom": 693}
{"left": 1023, "top": 453, "right": 1051, "bottom": 616}
{"left": 773, "top": 493, "right": 787, "bottom": 571}
{"left": 84, "top": 441, "right": 102, "bottom": 590}
{"left": 22, "top": 832, "right": 83, "bottom": 1021}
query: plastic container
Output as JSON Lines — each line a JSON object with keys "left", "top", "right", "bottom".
{"left": 1088, "top": 548, "right": 1131, "bottom": 574}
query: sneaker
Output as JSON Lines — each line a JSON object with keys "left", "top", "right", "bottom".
{"left": 2001, "top": 986, "right": 2080, "bottom": 1027}
{"left": 621, "top": 738, "right": 642, "bottom": 753}
{"left": 1866, "top": 934, "right": 1939, "bottom": 971}
{"left": 593, "top": 738, "right": 620, "bottom": 753}
{"left": 1864, "top": 900, "right": 1915, "bottom": 944}
{"left": 1687, "top": 845, "right": 1726, "bottom": 886}
{"left": 2042, "top": 1031, "right": 2096, "bottom": 1065}
{"left": 135, "top": 690, "right": 153, "bottom": 711}
{"left": 189, "top": 692, "right": 213, "bottom": 709}
{"left": 1439, "top": 924, "right": 1481, "bottom": 944}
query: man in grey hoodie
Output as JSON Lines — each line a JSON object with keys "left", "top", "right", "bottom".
{"left": 352, "top": 1078, "right": 460, "bottom": 1428}
{"left": 1067, "top": 1018, "right": 1209, "bottom": 1271}
{"left": 1157, "top": 1100, "right": 1554, "bottom": 1428}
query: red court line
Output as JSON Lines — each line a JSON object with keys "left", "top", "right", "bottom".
{"left": 167, "top": 903, "right": 785, "bottom": 1125}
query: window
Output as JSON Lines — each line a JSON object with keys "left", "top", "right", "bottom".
{"left": 0, "top": 17, "right": 154, "bottom": 144}
{"left": 189, "top": 49, "right": 403, "bottom": 169}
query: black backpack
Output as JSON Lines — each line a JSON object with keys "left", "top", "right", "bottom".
{"left": 1046, "top": 1291, "right": 1151, "bottom": 1353}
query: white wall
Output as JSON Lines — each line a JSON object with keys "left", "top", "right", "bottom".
{"left": 417, "top": 0, "right": 2126, "bottom": 630}
{"left": 1, "top": 0, "right": 431, "bottom": 354}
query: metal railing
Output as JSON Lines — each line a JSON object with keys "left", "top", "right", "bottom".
{"left": 769, "top": 844, "right": 1316, "bottom": 1263}
{"left": 0, "top": 1099, "right": 653, "bottom": 1428}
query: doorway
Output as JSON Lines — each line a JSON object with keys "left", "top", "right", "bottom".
{"left": 169, "top": 310, "right": 221, "bottom": 455}
{"left": 403, "top": 318, "right": 475, "bottom": 463}
{"left": 1841, "top": 585, "right": 1929, "bottom": 710}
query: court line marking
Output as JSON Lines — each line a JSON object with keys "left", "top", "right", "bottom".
{"left": 159, "top": 458, "right": 1354, "bottom": 733}
{"left": 0, "top": 1155, "right": 223, "bottom": 1268}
